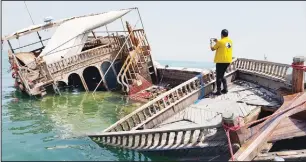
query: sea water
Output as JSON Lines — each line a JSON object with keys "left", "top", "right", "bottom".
{"left": 2, "top": 52, "right": 217, "bottom": 161}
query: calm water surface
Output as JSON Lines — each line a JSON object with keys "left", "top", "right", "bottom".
{"left": 2, "top": 52, "right": 215, "bottom": 161}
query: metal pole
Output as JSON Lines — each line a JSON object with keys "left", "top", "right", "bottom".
{"left": 105, "top": 25, "right": 112, "bottom": 46}
{"left": 120, "top": 18, "right": 126, "bottom": 32}
{"left": 136, "top": 8, "right": 150, "bottom": 47}
{"left": 7, "top": 40, "right": 14, "bottom": 53}
{"left": 136, "top": 7, "right": 146, "bottom": 31}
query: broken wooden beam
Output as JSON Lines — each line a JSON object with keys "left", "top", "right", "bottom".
{"left": 268, "top": 117, "right": 306, "bottom": 143}
{"left": 231, "top": 92, "right": 306, "bottom": 161}
{"left": 254, "top": 149, "right": 306, "bottom": 161}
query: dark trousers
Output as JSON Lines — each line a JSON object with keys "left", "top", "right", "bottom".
{"left": 216, "top": 63, "right": 230, "bottom": 92}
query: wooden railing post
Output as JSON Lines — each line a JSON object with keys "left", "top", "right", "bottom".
{"left": 292, "top": 56, "right": 305, "bottom": 93}
{"left": 222, "top": 112, "right": 242, "bottom": 153}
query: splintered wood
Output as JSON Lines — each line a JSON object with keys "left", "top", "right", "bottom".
{"left": 232, "top": 92, "right": 306, "bottom": 161}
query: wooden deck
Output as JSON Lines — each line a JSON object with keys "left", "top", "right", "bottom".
{"left": 156, "top": 80, "right": 281, "bottom": 130}
{"left": 88, "top": 79, "right": 283, "bottom": 152}
{"left": 88, "top": 56, "right": 305, "bottom": 160}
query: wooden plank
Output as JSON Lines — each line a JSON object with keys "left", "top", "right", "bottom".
{"left": 231, "top": 92, "right": 306, "bottom": 161}
{"left": 260, "top": 142, "right": 273, "bottom": 154}
{"left": 244, "top": 107, "right": 261, "bottom": 124}
{"left": 292, "top": 56, "right": 305, "bottom": 93}
{"left": 268, "top": 117, "right": 306, "bottom": 142}
{"left": 254, "top": 149, "right": 306, "bottom": 161}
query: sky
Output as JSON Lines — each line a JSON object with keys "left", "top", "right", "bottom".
{"left": 1, "top": 1, "right": 306, "bottom": 64}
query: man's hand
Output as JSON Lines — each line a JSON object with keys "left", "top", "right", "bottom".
{"left": 210, "top": 43, "right": 215, "bottom": 51}
{"left": 210, "top": 38, "right": 218, "bottom": 51}
{"left": 210, "top": 38, "right": 218, "bottom": 42}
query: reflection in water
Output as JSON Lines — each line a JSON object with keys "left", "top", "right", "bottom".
{"left": 2, "top": 86, "right": 156, "bottom": 161}
{"left": 36, "top": 91, "right": 141, "bottom": 138}
{"left": 3, "top": 87, "right": 225, "bottom": 161}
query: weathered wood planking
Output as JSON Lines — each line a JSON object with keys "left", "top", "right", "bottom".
{"left": 292, "top": 56, "right": 305, "bottom": 93}
{"left": 88, "top": 57, "right": 298, "bottom": 153}
{"left": 157, "top": 80, "right": 280, "bottom": 130}
{"left": 90, "top": 124, "right": 226, "bottom": 151}
{"left": 254, "top": 149, "right": 306, "bottom": 161}
{"left": 268, "top": 117, "right": 306, "bottom": 142}
{"left": 231, "top": 92, "right": 306, "bottom": 161}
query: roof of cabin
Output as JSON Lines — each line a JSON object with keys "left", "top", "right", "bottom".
{"left": 39, "top": 9, "right": 131, "bottom": 64}
{"left": 1, "top": 8, "right": 133, "bottom": 41}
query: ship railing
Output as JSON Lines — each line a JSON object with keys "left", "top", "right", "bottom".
{"left": 46, "top": 37, "right": 122, "bottom": 77}
{"left": 234, "top": 58, "right": 291, "bottom": 83}
{"left": 104, "top": 76, "right": 203, "bottom": 132}
{"left": 89, "top": 123, "right": 223, "bottom": 150}
{"left": 45, "top": 29, "right": 149, "bottom": 78}
{"left": 95, "top": 29, "right": 150, "bottom": 48}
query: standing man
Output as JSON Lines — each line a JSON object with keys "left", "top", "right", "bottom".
{"left": 210, "top": 29, "right": 233, "bottom": 95}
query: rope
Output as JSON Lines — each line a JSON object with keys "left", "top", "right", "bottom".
{"left": 222, "top": 117, "right": 243, "bottom": 161}
{"left": 194, "top": 73, "right": 205, "bottom": 104}
{"left": 292, "top": 63, "right": 306, "bottom": 71}
{"left": 18, "top": 39, "right": 21, "bottom": 52}
{"left": 43, "top": 33, "right": 86, "bottom": 57}
{"left": 45, "top": 36, "right": 105, "bottom": 56}
{"left": 199, "top": 74, "right": 205, "bottom": 99}
{"left": 222, "top": 96, "right": 306, "bottom": 160}
{"left": 24, "top": 1, "right": 44, "bottom": 46}
{"left": 222, "top": 95, "right": 306, "bottom": 160}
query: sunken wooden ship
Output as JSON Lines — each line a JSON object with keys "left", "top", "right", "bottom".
{"left": 2, "top": 8, "right": 158, "bottom": 98}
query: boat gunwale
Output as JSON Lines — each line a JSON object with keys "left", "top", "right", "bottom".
{"left": 237, "top": 58, "right": 291, "bottom": 68}
{"left": 89, "top": 122, "right": 222, "bottom": 137}
{"left": 102, "top": 68, "right": 238, "bottom": 133}
{"left": 102, "top": 74, "right": 205, "bottom": 132}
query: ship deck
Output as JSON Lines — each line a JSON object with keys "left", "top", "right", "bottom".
{"left": 88, "top": 79, "right": 289, "bottom": 152}
{"left": 155, "top": 80, "right": 281, "bottom": 130}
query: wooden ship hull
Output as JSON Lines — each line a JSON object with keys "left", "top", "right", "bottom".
{"left": 88, "top": 57, "right": 306, "bottom": 161}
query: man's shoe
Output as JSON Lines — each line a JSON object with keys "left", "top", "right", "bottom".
{"left": 213, "top": 91, "right": 222, "bottom": 96}
{"left": 221, "top": 89, "right": 228, "bottom": 94}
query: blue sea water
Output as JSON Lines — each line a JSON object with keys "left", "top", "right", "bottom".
{"left": 1, "top": 52, "right": 216, "bottom": 161}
